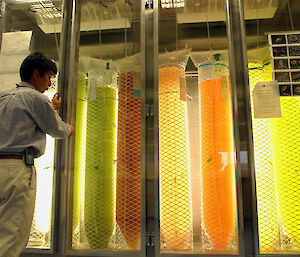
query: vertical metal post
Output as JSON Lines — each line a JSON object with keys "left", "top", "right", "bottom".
{"left": 140, "top": 0, "right": 147, "bottom": 254}
{"left": 64, "top": 0, "right": 81, "bottom": 252}
{"left": 225, "top": 0, "right": 259, "bottom": 256}
{"left": 152, "top": 0, "right": 159, "bottom": 255}
{"left": 141, "top": 0, "right": 159, "bottom": 255}
{"left": 53, "top": 0, "right": 74, "bottom": 254}
{"left": 0, "top": 0, "right": 5, "bottom": 51}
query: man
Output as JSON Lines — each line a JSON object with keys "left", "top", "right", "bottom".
{"left": 0, "top": 52, "right": 74, "bottom": 257}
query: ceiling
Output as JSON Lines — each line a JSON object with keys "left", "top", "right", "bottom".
{"left": 2, "top": 0, "right": 299, "bottom": 59}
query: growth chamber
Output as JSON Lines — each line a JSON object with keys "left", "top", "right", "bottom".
{"left": 0, "top": 0, "right": 300, "bottom": 257}
{"left": 245, "top": 0, "right": 300, "bottom": 254}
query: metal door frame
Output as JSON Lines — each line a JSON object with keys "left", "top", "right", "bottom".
{"left": 142, "top": 0, "right": 159, "bottom": 256}
{"left": 226, "top": 0, "right": 259, "bottom": 257}
{"left": 0, "top": 0, "right": 5, "bottom": 51}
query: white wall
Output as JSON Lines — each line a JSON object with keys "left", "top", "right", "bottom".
{"left": 0, "top": 31, "right": 32, "bottom": 90}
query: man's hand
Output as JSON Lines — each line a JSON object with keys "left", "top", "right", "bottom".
{"left": 51, "top": 93, "right": 61, "bottom": 110}
{"left": 69, "top": 125, "right": 75, "bottom": 136}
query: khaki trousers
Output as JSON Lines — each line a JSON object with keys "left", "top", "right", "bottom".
{"left": 0, "top": 159, "right": 36, "bottom": 257}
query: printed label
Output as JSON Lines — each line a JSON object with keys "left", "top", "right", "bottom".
{"left": 253, "top": 81, "right": 282, "bottom": 119}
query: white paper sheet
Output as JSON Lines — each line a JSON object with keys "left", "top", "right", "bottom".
{"left": 1, "top": 31, "right": 32, "bottom": 55}
{"left": 253, "top": 81, "right": 282, "bottom": 119}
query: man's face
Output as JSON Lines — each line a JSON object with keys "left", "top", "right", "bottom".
{"left": 35, "top": 70, "right": 54, "bottom": 93}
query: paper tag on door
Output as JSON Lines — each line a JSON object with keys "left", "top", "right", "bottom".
{"left": 253, "top": 81, "right": 281, "bottom": 119}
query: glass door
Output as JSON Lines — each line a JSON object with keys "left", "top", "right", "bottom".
{"left": 68, "top": 0, "right": 145, "bottom": 255}
{"left": 156, "top": 0, "right": 240, "bottom": 255}
{"left": 0, "top": 0, "right": 63, "bottom": 251}
{"left": 244, "top": 0, "right": 300, "bottom": 254}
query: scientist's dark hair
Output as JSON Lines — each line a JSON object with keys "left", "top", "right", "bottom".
{"left": 20, "top": 52, "right": 57, "bottom": 82}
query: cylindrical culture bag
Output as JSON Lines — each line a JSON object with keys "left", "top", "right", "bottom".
{"left": 116, "top": 53, "right": 141, "bottom": 249}
{"left": 159, "top": 49, "right": 193, "bottom": 250}
{"left": 84, "top": 59, "right": 118, "bottom": 249}
{"left": 191, "top": 52, "right": 237, "bottom": 251}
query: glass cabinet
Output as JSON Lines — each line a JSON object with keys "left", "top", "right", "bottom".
{"left": 69, "top": 0, "right": 143, "bottom": 253}
{"left": 244, "top": 0, "right": 300, "bottom": 254}
{"left": 157, "top": 2, "right": 238, "bottom": 254}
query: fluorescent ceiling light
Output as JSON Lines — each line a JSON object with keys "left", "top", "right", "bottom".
{"left": 161, "top": 0, "right": 184, "bottom": 8}
{"left": 30, "top": 1, "right": 62, "bottom": 19}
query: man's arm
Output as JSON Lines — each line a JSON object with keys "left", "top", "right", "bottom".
{"left": 51, "top": 93, "right": 74, "bottom": 136}
{"left": 68, "top": 124, "right": 75, "bottom": 136}
{"left": 29, "top": 93, "right": 74, "bottom": 138}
